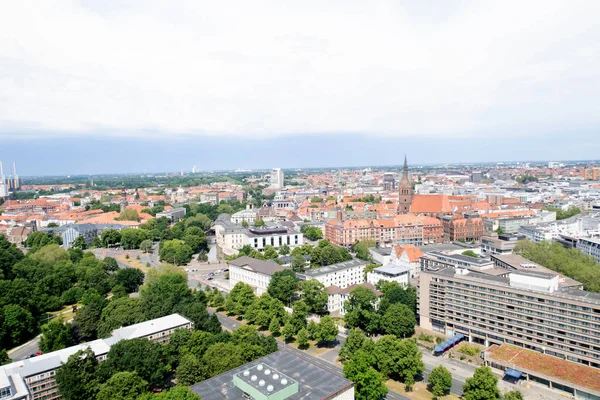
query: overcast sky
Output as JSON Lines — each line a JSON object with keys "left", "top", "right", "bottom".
{"left": 1, "top": 1, "right": 600, "bottom": 174}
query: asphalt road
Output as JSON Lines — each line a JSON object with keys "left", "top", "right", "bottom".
{"left": 8, "top": 336, "right": 41, "bottom": 362}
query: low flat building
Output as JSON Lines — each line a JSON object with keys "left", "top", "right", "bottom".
{"left": 367, "top": 264, "right": 411, "bottom": 286}
{"left": 191, "top": 350, "right": 354, "bottom": 399}
{"left": 297, "top": 259, "right": 368, "bottom": 289}
{"left": 368, "top": 247, "right": 392, "bottom": 265}
{"left": 485, "top": 343, "right": 600, "bottom": 399}
{"left": 421, "top": 251, "right": 494, "bottom": 271}
{"left": 491, "top": 253, "right": 583, "bottom": 289}
{"left": 228, "top": 256, "right": 286, "bottom": 295}
{"left": 480, "top": 233, "right": 520, "bottom": 255}
{"left": 0, "top": 314, "right": 192, "bottom": 400}
{"left": 156, "top": 207, "right": 186, "bottom": 222}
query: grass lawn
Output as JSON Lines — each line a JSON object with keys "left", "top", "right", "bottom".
{"left": 116, "top": 255, "right": 149, "bottom": 273}
{"left": 386, "top": 380, "right": 460, "bottom": 400}
{"left": 49, "top": 304, "right": 81, "bottom": 322}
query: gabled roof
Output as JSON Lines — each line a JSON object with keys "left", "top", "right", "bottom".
{"left": 228, "top": 256, "right": 286, "bottom": 276}
{"left": 411, "top": 194, "right": 452, "bottom": 213}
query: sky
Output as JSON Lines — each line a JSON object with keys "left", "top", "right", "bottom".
{"left": 1, "top": 1, "right": 600, "bottom": 175}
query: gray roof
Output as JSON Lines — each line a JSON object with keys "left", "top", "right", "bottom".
{"left": 190, "top": 351, "right": 353, "bottom": 400}
{"left": 373, "top": 264, "right": 412, "bottom": 276}
{"left": 298, "top": 259, "right": 368, "bottom": 278}
{"left": 369, "top": 247, "right": 393, "bottom": 256}
{"left": 229, "top": 256, "right": 286, "bottom": 276}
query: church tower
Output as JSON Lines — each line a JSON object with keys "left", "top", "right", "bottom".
{"left": 397, "top": 155, "right": 413, "bottom": 214}
{"left": 120, "top": 183, "right": 128, "bottom": 212}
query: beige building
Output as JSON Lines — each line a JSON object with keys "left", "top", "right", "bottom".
{"left": 419, "top": 266, "right": 600, "bottom": 369}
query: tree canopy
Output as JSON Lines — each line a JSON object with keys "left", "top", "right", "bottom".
{"left": 463, "top": 366, "right": 501, "bottom": 400}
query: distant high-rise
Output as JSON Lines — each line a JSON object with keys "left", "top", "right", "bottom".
{"left": 120, "top": 183, "right": 128, "bottom": 212}
{"left": 12, "top": 161, "right": 19, "bottom": 190}
{"left": 397, "top": 156, "right": 413, "bottom": 214}
{"left": 0, "top": 161, "right": 8, "bottom": 197}
{"left": 270, "top": 168, "right": 284, "bottom": 189}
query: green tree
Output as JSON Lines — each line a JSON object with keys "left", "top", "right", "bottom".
{"left": 210, "top": 289, "right": 225, "bottom": 309}
{"left": 344, "top": 286, "right": 379, "bottom": 334}
{"left": 352, "top": 239, "right": 375, "bottom": 261}
{"left": 241, "top": 220, "right": 249, "bottom": 228}
{"left": 0, "top": 349, "right": 11, "bottom": 366}
{"left": 102, "top": 256, "right": 119, "bottom": 272}
{"left": 299, "top": 279, "right": 328, "bottom": 313}
{"left": 118, "top": 208, "right": 140, "bottom": 221}
{"left": 429, "top": 365, "right": 452, "bottom": 398}
{"left": 373, "top": 336, "right": 424, "bottom": 386}
{"left": 100, "top": 338, "right": 170, "bottom": 388}
{"left": 463, "top": 366, "right": 501, "bottom": 400}
{"left": 120, "top": 228, "right": 148, "bottom": 249}
{"left": 97, "top": 297, "right": 146, "bottom": 338}
{"left": 203, "top": 342, "right": 245, "bottom": 377}
{"left": 279, "top": 244, "right": 290, "bottom": 256}
{"left": 291, "top": 254, "right": 307, "bottom": 272}
{"left": 297, "top": 327, "right": 310, "bottom": 349}
{"left": 267, "top": 270, "right": 298, "bottom": 304}
{"left": 380, "top": 303, "right": 416, "bottom": 338}
{"left": 140, "top": 239, "right": 153, "bottom": 253}
{"left": 40, "top": 318, "right": 73, "bottom": 352}
{"left": 225, "top": 282, "right": 256, "bottom": 316}
{"left": 176, "top": 353, "right": 206, "bottom": 386}
{"left": 96, "top": 371, "right": 148, "bottom": 400}
{"left": 139, "top": 386, "right": 201, "bottom": 400}
{"left": 343, "top": 353, "right": 388, "bottom": 400}
{"left": 2, "top": 304, "right": 35, "bottom": 346}
{"left": 379, "top": 281, "right": 418, "bottom": 315}
{"left": 301, "top": 226, "right": 323, "bottom": 241}
{"left": 254, "top": 219, "right": 265, "bottom": 227}
{"left": 263, "top": 246, "right": 279, "bottom": 260}
{"left": 55, "top": 348, "right": 100, "bottom": 400}
{"left": 289, "top": 300, "right": 309, "bottom": 334}
{"left": 462, "top": 250, "right": 479, "bottom": 258}
{"left": 314, "top": 315, "right": 338, "bottom": 344}
{"left": 339, "top": 328, "right": 370, "bottom": 361}
{"left": 159, "top": 239, "right": 193, "bottom": 265}
{"left": 101, "top": 229, "right": 121, "bottom": 247}
{"left": 114, "top": 267, "right": 145, "bottom": 293}
{"left": 268, "top": 318, "right": 280, "bottom": 335}
{"left": 503, "top": 390, "right": 525, "bottom": 400}
{"left": 72, "top": 295, "right": 107, "bottom": 341}
{"left": 72, "top": 235, "right": 87, "bottom": 250}
{"left": 140, "top": 273, "right": 196, "bottom": 320}
{"left": 282, "top": 321, "right": 295, "bottom": 342}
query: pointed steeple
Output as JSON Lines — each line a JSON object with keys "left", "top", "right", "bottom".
{"left": 403, "top": 154, "right": 408, "bottom": 171}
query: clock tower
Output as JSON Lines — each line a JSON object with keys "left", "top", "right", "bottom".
{"left": 397, "top": 155, "right": 413, "bottom": 214}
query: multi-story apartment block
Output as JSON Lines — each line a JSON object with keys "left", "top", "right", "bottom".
{"left": 327, "top": 283, "right": 381, "bottom": 316}
{"left": 420, "top": 267, "right": 600, "bottom": 369}
{"left": 270, "top": 168, "right": 284, "bottom": 189}
{"left": 298, "top": 259, "right": 368, "bottom": 289}
{"left": 420, "top": 251, "right": 493, "bottom": 271}
{"left": 0, "top": 314, "right": 192, "bottom": 400}
{"left": 439, "top": 214, "right": 484, "bottom": 242}
{"left": 228, "top": 256, "right": 286, "bottom": 295}
{"left": 325, "top": 214, "right": 443, "bottom": 247}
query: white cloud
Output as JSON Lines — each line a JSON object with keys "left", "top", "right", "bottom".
{"left": 1, "top": 0, "right": 599, "bottom": 139}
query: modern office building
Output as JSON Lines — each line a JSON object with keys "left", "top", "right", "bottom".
{"left": 297, "top": 259, "right": 368, "bottom": 289}
{"left": 577, "top": 237, "right": 600, "bottom": 263}
{"left": 480, "top": 233, "right": 520, "bottom": 255}
{"left": 0, "top": 314, "right": 192, "bottom": 400}
{"left": 191, "top": 351, "right": 354, "bottom": 399}
{"left": 419, "top": 266, "right": 600, "bottom": 369}
{"left": 155, "top": 207, "right": 186, "bottom": 222}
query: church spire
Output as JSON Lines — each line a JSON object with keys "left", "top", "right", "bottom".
{"left": 397, "top": 155, "right": 413, "bottom": 214}
{"left": 403, "top": 154, "right": 408, "bottom": 171}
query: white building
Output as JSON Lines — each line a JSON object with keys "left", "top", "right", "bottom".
{"left": 367, "top": 265, "right": 410, "bottom": 287}
{"left": 327, "top": 283, "right": 381, "bottom": 316}
{"left": 230, "top": 209, "right": 258, "bottom": 224}
{"left": 213, "top": 214, "right": 303, "bottom": 256}
{"left": 298, "top": 259, "right": 368, "bottom": 289}
{"left": 270, "top": 168, "right": 284, "bottom": 189}
{"left": 228, "top": 256, "right": 287, "bottom": 295}
{"left": 0, "top": 314, "right": 192, "bottom": 400}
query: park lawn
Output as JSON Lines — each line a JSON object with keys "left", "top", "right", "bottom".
{"left": 50, "top": 304, "right": 81, "bottom": 322}
{"left": 386, "top": 380, "right": 460, "bottom": 400}
{"left": 116, "top": 254, "right": 149, "bottom": 273}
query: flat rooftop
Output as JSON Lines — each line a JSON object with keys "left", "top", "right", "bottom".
{"left": 298, "top": 259, "right": 367, "bottom": 278}
{"left": 190, "top": 351, "right": 353, "bottom": 400}
{"left": 486, "top": 344, "right": 600, "bottom": 394}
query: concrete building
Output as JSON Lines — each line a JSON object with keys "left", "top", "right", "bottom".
{"left": 420, "top": 251, "right": 494, "bottom": 271}
{"left": 230, "top": 209, "right": 258, "bottom": 224}
{"left": 367, "top": 244, "right": 423, "bottom": 286}
{"left": 367, "top": 264, "right": 411, "bottom": 287}
{"left": 439, "top": 214, "right": 484, "bottom": 242}
{"left": 298, "top": 259, "right": 368, "bottom": 289}
{"left": 228, "top": 256, "right": 286, "bottom": 295}
{"left": 270, "top": 168, "right": 284, "bottom": 189}
{"left": 0, "top": 314, "right": 192, "bottom": 400}
{"left": 191, "top": 351, "right": 354, "bottom": 400}
{"left": 59, "top": 223, "right": 98, "bottom": 248}
{"left": 577, "top": 237, "right": 600, "bottom": 263}
{"left": 419, "top": 266, "right": 600, "bottom": 369}
{"left": 480, "top": 233, "right": 520, "bottom": 255}
{"left": 155, "top": 207, "right": 186, "bottom": 222}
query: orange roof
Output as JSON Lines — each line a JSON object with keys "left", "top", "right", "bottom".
{"left": 487, "top": 344, "right": 600, "bottom": 393}
{"left": 394, "top": 244, "right": 424, "bottom": 262}
{"left": 411, "top": 195, "right": 453, "bottom": 214}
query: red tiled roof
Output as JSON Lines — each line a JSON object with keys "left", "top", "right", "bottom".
{"left": 411, "top": 194, "right": 453, "bottom": 213}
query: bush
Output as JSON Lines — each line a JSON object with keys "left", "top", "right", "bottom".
{"left": 458, "top": 344, "right": 479, "bottom": 357}
{"left": 418, "top": 333, "right": 434, "bottom": 343}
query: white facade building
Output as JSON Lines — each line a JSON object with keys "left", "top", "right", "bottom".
{"left": 270, "top": 168, "right": 284, "bottom": 189}
{"left": 367, "top": 265, "right": 410, "bottom": 286}
{"left": 228, "top": 256, "right": 287, "bottom": 295}
{"left": 327, "top": 283, "right": 381, "bottom": 316}
{"left": 298, "top": 259, "right": 368, "bottom": 289}
{"left": 230, "top": 209, "right": 258, "bottom": 224}
{"left": 577, "top": 237, "right": 600, "bottom": 263}
{"left": 0, "top": 314, "right": 192, "bottom": 400}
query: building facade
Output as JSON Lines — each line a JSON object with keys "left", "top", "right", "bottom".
{"left": 397, "top": 156, "right": 413, "bottom": 214}
{"left": 270, "top": 168, "right": 284, "bottom": 189}
{"left": 0, "top": 314, "right": 192, "bottom": 400}
{"left": 228, "top": 256, "right": 286, "bottom": 295}
{"left": 577, "top": 237, "right": 600, "bottom": 263}
{"left": 419, "top": 267, "right": 600, "bottom": 369}
{"left": 439, "top": 215, "right": 484, "bottom": 242}
{"left": 298, "top": 259, "right": 368, "bottom": 289}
